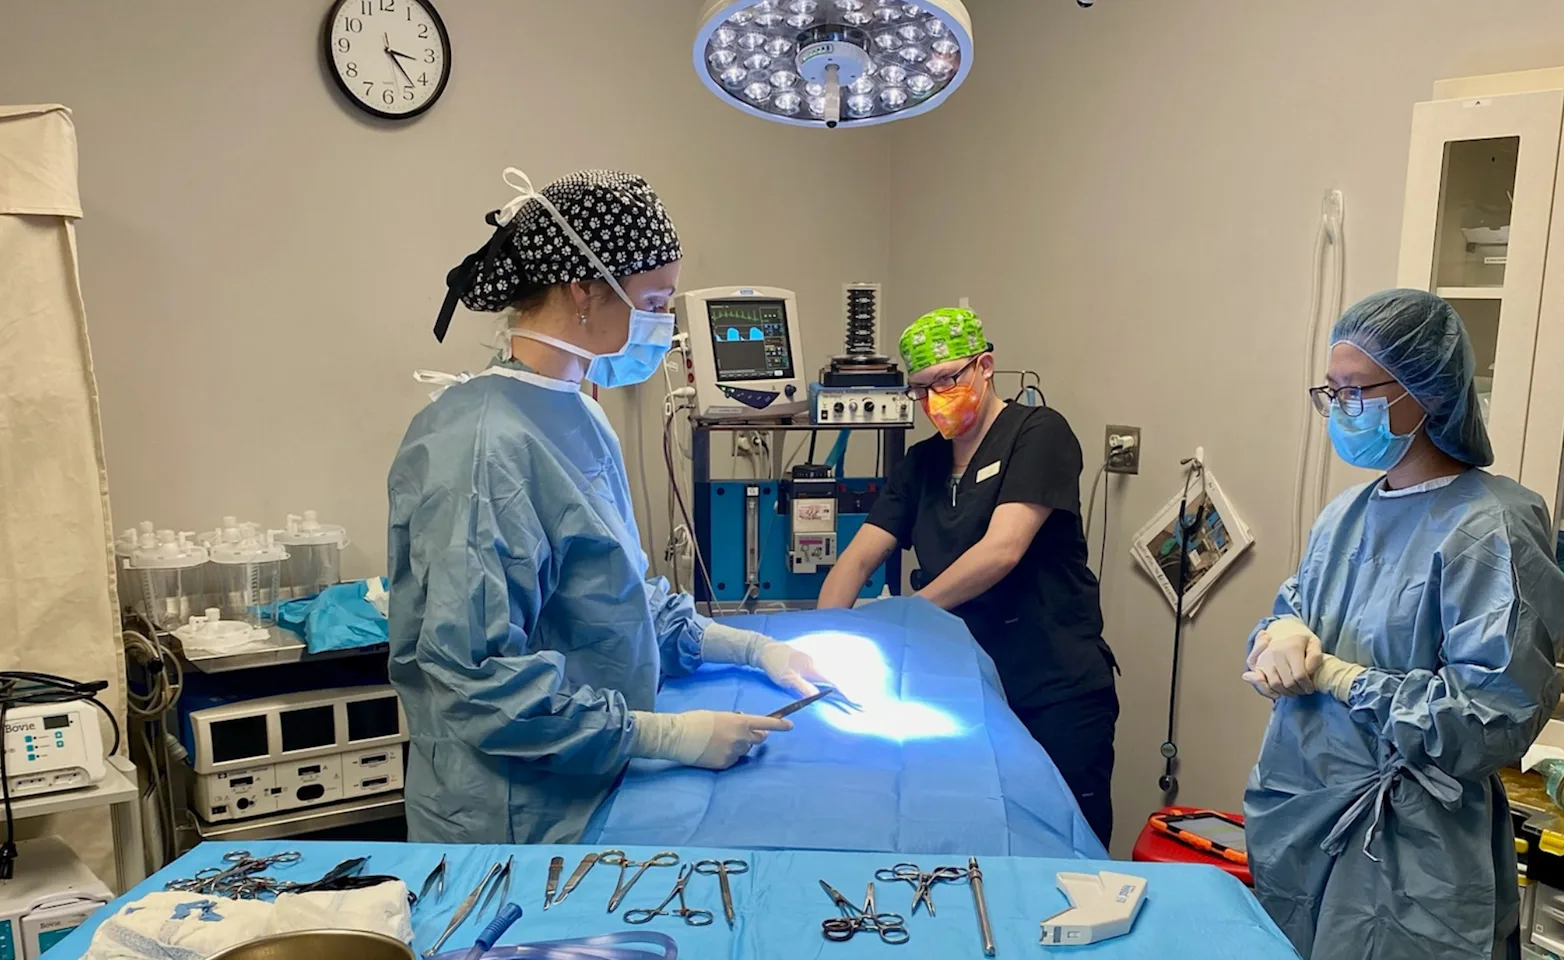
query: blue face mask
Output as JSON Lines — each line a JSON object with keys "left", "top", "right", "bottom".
{"left": 583, "top": 300, "right": 674, "bottom": 389}
{"left": 1328, "top": 391, "right": 1425, "bottom": 471}
{"left": 509, "top": 300, "right": 673, "bottom": 390}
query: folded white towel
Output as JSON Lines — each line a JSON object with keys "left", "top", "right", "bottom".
{"left": 84, "top": 882, "right": 412, "bottom": 960}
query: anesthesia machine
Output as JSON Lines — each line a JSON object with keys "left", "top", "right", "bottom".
{"left": 674, "top": 283, "right": 911, "bottom": 607}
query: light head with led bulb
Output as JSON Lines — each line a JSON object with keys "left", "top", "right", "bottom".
{"left": 695, "top": 0, "right": 973, "bottom": 129}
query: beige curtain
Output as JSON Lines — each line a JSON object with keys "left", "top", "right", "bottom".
{"left": 0, "top": 104, "right": 127, "bottom": 882}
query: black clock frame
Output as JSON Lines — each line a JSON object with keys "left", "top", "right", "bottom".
{"left": 321, "top": 0, "right": 452, "bottom": 121}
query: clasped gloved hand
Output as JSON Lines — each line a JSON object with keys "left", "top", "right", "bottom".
{"left": 1242, "top": 617, "right": 1323, "bottom": 699}
{"left": 700, "top": 624, "right": 830, "bottom": 698}
{"left": 629, "top": 710, "right": 793, "bottom": 768}
{"left": 1243, "top": 618, "right": 1367, "bottom": 702}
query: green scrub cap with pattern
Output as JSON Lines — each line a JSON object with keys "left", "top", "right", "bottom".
{"left": 899, "top": 307, "right": 989, "bottom": 374}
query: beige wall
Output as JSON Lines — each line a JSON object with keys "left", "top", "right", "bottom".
{"left": 886, "top": 0, "right": 1564, "bottom": 854}
{"left": 0, "top": 0, "right": 891, "bottom": 579}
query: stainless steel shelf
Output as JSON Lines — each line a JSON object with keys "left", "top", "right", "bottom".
{"left": 9, "top": 754, "right": 138, "bottom": 820}
{"left": 171, "top": 629, "right": 386, "bottom": 674}
{"left": 192, "top": 792, "right": 404, "bottom": 842}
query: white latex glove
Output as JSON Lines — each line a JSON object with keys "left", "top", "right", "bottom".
{"left": 1243, "top": 627, "right": 1277, "bottom": 699}
{"left": 1312, "top": 654, "right": 1367, "bottom": 702}
{"left": 701, "top": 623, "right": 828, "bottom": 698}
{"left": 629, "top": 710, "right": 793, "bottom": 769}
{"left": 1241, "top": 617, "right": 1322, "bottom": 698}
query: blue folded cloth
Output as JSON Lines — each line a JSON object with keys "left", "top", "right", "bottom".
{"left": 276, "top": 579, "right": 388, "bottom": 654}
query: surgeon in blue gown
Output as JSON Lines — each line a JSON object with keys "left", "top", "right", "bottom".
{"left": 1241, "top": 289, "right": 1564, "bottom": 960}
{"left": 388, "top": 168, "right": 827, "bottom": 844}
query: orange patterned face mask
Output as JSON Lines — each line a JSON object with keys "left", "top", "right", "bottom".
{"left": 920, "top": 381, "right": 986, "bottom": 439}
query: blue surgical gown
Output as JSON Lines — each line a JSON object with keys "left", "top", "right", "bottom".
{"left": 387, "top": 364, "right": 710, "bottom": 844}
{"left": 1244, "top": 470, "right": 1564, "bottom": 960}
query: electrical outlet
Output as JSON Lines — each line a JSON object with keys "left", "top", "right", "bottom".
{"left": 1105, "top": 425, "right": 1142, "bottom": 475}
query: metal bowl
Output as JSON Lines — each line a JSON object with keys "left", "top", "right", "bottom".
{"left": 208, "top": 930, "right": 415, "bottom": 960}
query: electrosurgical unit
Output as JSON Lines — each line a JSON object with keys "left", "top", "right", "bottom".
{"left": 1, "top": 703, "right": 106, "bottom": 800}
{"left": 676, "top": 286, "right": 808, "bottom": 421}
{"left": 0, "top": 836, "right": 112, "bottom": 960}
{"left": 181, "top": 686, "right": 406, "bottom": 823}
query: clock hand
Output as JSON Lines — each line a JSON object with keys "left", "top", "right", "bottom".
{"left": 391, "top": 55, "right": 416, "bottom": 90}
{"left": 387, "top": 48, "right": 417, "bottom": 62}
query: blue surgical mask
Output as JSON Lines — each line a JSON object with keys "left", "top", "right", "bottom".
{"left": 1328, "top": 391, "right": 1425, "bottom": 471}
{"left": 509, "top": 299, "right": 673, "bottom": 390}
{"left": 583, "top": 297, "right": 674, "bottom": 389}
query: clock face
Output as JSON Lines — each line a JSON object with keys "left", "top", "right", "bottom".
{"left": 324, "top": 0, "right": 451, "bottom": 120}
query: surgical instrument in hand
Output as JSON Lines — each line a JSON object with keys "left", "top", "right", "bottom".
{"left": 544, "top": 857, "right": 564, "bottom": 910}
{"left": 601, "top": 850, "right": 680, "bottom": 913}
{"left": 418, "top": 854, "right": 448, "bottom": 907}
{"left": 623, "top": 863, "right": 713, "bottom": 927}
{"left": 874, "top": 863, "right": 964, "bottom": 917}
{"left": 425, "top": 860, "right": 504, "bottom": 958}
{"left": 692, "top": 858, "right": 749, "bottom": 927}
{"left": 462, "top": 902, "right": 523, "bottom": 960}
{"left": 969, "top": 857, "right": 995, "bottom": 956}
{"left": 767, "top": 686, "right": 836, "bottom": 719}
{"left": 480, "top": 856, "right": 514, "bottom": 921}
{"left": 552, "top": 852, "right": 599, "bottom": 909}
{"left": 820, "top": 880, "right": 909, "bottom": 945}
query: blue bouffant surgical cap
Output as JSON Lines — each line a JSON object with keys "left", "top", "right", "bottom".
{"left": 1330, "top": 288, "right": 1494, "bottom": 467}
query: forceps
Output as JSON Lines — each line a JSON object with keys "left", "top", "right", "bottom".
{"left": 425, "top": 861, "right": 504, "bottom": 958}
{"left": 692, "top": 858, "right": 749, "bottom": 927}
{"left": 623, "top": 863, "right": 713, "bottom": 927}
{"left": 874, "top": 862, "right": 964, "bottom": 916}
{"left": 167, "top": 850, "right": 302, "bottom": 899}
{"left": 479, "top": 856, "right": 513, "bottom": 921}
{"left": 417, "top": 854, "right": 447, "bottom": 906}
{"left": 601, "top": 850, "right": 680, "bottom": 913}
{"left": 820, "top": 880, "right": 909, "bottom": 945}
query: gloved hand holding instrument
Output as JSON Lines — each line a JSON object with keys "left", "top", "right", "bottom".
{"left": 629, "top": 710, "right": 792, "bottom": 768}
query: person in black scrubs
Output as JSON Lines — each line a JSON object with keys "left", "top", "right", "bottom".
{"left": 818, "top": 307, "right": 1119, "bottom": 847}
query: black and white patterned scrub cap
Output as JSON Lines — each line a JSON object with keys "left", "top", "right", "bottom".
{"left": 433, "top": 168, "right": 683, "bottom": 342}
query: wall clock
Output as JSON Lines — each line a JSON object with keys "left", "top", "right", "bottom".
{"left": 324, "top": 0, "right": 451, "bottom": 120}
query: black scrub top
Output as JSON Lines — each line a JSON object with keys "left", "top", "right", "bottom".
{"left": 867, "top": 402, "right": 1114, "bottom": 710}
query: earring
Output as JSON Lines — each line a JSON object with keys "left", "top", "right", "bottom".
{"left": 577, "top": 313, "right": 589, "bottom": 324}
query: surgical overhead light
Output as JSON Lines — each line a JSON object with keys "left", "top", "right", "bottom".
{"left": 695, "top": 0, "right": 974, "bottom": 129}
{"left": 785, "top": 631, "right": 963, "bottom": 741}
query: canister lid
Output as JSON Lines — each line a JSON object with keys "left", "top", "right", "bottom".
{"left": 128, "top": 530, "right": 208, "bottom": 570}
{"left": 275, "top": 510, "right": 348, "bottom": 547}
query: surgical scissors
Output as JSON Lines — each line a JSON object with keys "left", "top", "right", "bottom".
{"left": 692, "top": 858, "right": 749, "bottom": 927}
{"left": 820, "top": 880, "right": 909, "bottom": 945}
{"left": 874, "top": 862, "right": 965, "bottom": 916}
{"left": 601, "top": 850, "right": 680, "bottom": 913}
{"left": 167, "top": 850, "right": 302, "bottom": 899}
{"left": 623, "top": 863, "right": 713, "bottom": 927}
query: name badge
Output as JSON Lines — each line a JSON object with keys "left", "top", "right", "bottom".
{"left": 975, "top": 461, "right": 1001, "bottom": 483}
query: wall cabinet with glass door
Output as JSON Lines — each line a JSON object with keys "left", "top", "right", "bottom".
{"left": 1398, "top": 68, "right": 1564, "bottom": 564}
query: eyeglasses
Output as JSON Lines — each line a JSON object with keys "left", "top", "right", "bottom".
{"left": 1308, "top": 379, "right": 1399, "bottom": 417}
{"left": 905, "top": 356, "right": 983, "bottom": 401}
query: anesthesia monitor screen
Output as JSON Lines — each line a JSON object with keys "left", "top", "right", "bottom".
{"left": 707, "top": 299, "right": 795, "bottom": 382}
